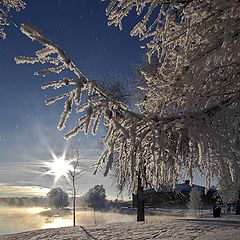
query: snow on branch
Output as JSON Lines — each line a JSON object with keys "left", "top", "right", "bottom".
{"left": 0, "top": 0, "right": 25, "bottom": 39}
{"left": 16, "top": 0, "right": 240, "bottom": 196}
{"left": 0, "top": 135, "right": 6, "bottom": 141}
{"left": 105, "top": 0, "right": 240, "bottom": 87}
{"left": 14, "top": 23, "right": 131, "bottom": 137}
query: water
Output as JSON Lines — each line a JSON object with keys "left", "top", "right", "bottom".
{"left": 0, "top": 206, "right": 188, "bottom": 235}
{"left": 0, "top": 207, "right": 137, "bottom": 235}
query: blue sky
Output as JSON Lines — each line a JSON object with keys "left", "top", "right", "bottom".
{"left": 0, "top": 0, "right": 143, "bottom": 199}
{"left": 0, "top": 0, "right": 210, "bottom": 199}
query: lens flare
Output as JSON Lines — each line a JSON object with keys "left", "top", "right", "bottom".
{"left": 45, "top": 152, "right": 70, "bottom": 183}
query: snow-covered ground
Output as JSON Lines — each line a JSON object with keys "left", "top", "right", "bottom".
{"left": 1, "top": 215, "right": 240, "bottom": 240}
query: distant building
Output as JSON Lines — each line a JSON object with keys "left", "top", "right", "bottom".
{"left": 132, "top": 180, "right": 216, "bottom": 208}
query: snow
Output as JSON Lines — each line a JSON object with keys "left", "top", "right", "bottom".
{"left": 0, "top": 0, "right": 25, "bottom": 39}
{"left": 1, "top": 217, "right": 240, "bottom": 240}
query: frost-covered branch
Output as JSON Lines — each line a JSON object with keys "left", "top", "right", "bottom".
{"left": 0, "top": 135, "right": 6, "bottom": 141}
{"left": 16, "top": 0, "right": 240, "bottom": 197}
{"left": 0, "top": 0, "right": 25, "bottom": 39}
{"left": 15, "top": 23, "right": 131, "bottom": 135}
{"left": 103, "top": 0, "right": 240, "bottom": 194}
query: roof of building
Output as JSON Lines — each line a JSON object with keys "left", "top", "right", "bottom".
{"left": 153, "top": 181, "right": 216, "bottom": 193}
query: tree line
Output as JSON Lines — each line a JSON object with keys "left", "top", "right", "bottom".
{"left": 0, "top": 185, "right": 109, "bottom": 210}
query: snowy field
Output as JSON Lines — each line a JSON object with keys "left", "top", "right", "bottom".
{"left": 1, "top": 216, "right": 240, "bottom": 240}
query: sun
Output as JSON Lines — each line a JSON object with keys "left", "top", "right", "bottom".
{"left": 45, "top": 152, "right": 70, "bottom": 183}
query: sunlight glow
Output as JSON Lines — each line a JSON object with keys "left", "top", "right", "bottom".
{"left": 0, "top": 184, "right": 50, "bottom": 197}
{"left": 41, "top": 217, "right": 72, "bottom": 229}
{"left": 45, "top": 152, "right": 70, "bottom": 183}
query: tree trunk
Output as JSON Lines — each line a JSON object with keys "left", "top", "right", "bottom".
{"left": 236, "top": 198, "right": 240, "bottom": 215}
{"left": 73, "top": 193, "right": 76, "bottom": 226}
{"left": 137, "top": 172, "right": 145, "bottom": 221}
{"left": 73, "top": 179, "right": 76, "bottom": 227}
{"left": 93, "top": 206, "right": 96, "bottom": 225}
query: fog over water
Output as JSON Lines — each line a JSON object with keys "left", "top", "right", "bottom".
{"left": 0, "top": 207, "right": 137, "bottom": 234}
{"left": 0, "top": 207, "right": 183, "bottom": 235}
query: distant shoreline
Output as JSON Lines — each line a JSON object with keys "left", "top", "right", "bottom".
{"left": 39, "top": 208, "right": 72, "bottom": 217}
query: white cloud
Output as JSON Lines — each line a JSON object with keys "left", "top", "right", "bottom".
{"left": 0, "top": 183, "right": 50, "bottom": 197}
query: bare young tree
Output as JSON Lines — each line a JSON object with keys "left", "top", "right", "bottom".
{"left": 67, "top": 151, "right": 83, "bottom": 227}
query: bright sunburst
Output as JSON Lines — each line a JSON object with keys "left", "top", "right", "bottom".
{"left": 45, "top": 152, "right": 70, "bottom": 183}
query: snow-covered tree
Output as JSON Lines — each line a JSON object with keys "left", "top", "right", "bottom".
{"left": 15, "top": 0, "right": 240, "bottom": 200}
{"left": 188, "top": 187, "right": 202, "bottom": 216}
{"left": 218, "top": 171, "right": 239, "bottom": 203}
{"left": 0, "top": 0, "right": 25, "bottom": 39}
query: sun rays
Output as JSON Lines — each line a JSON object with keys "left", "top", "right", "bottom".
{"left": 45, "top": 152, "right": 71, "bottom": 183}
